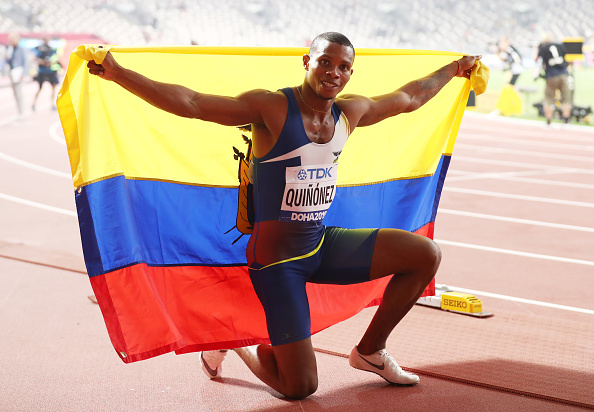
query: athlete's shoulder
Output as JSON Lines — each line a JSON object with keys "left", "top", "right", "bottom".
{"left": 335, "top": 94, "right": 373, "bottom": 130}
{"left": 335, "top": 94, "right": 370, "bottom": 112}
{"left": 237, "top": 88, "right": 284, "bottom": 100}
{"left": 237, "top": 89, "right": 287, "bottom": 114}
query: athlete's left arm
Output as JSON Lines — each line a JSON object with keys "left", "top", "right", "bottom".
{"left": 340, "top": 55, "right": 480, "bottom": 129}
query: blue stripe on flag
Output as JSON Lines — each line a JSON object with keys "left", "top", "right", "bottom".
{"left": 76, "top": 155, "right": 449, "bottom": 276}
{"left": 325, "top": 155, "right": 450, "bottom": 232}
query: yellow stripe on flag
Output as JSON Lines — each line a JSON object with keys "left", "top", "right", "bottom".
{"left": 58, "top": 46, "right": 471, "bottom": 188}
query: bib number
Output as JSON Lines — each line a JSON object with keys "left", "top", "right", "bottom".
{"left": 280, "top": 163, "right": 338, "bottom": 222}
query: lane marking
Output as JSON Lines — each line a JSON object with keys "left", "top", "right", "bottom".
{"left": 459, "top": 133, "right": 594, "bottom": 151}
{"left": 49, "top": 120, "right": 66, "bottom": 146}
{"left": 453, "top": 156, "right": 594, "bottom": 174}
{"left": 447, "top": 172, "right": 594, "bottom": 189}
{"left": 444, "top": 187, "right": 594, "bottom": 208}
{"left": 457, "top": 143, "right": 594, "bottom": 163}
{"left": 435, "top": 239, "right": 594, "bottom": 266}
{"left": 441, "top": 284, "right": 594, "bottom": 315}
{"left": 461, "top": 112, "right": 594, "bottom": 137}
{"left": 0, "top": 115, "right": 18, "bottom": 127}
{"left": 461, "top": 126, "right": 594, "bottom": 142}
{"left": 0, "top": 192, "right": 76, "bottom": 217}
{"left": 449, "top": 168, "right": 575, "bottom": 178}
{"left": 445, "top": 167, "right": 594, "bottom": 185}
{"left": 438, "top": 209, "right": 594, "bottom": 233}
{"left": 0, "top": 152, "right": 71, "bottom": 179}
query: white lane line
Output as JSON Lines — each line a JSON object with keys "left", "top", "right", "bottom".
{"left": 444, "top": 187, "right": 594, "bottom": 208}
{"left": 0, "top": 192, "right": 76, "bottom": 217}
{"left": 461, "top": 113, "right": 594, "bottom": 137}
{"left": 453, "top": 156, "right": 594, "bottom": 174}
{"left": 445, "top": 168, "right": 594, "bottom": 187}
{"left": 0, "top": 115, "right": 18, "bottom": 127}
{"left": 460, "top": 133, "right": 594, "bottom": 151}
{"left": 461, "top": 126, "right": 594, "bottom": 142}
{"left": 438, "top": 209, "right": 594, "bottom": 233}
{"left": 441, "top": 284, "right": 594, "bottom": 315}
{"left": 50, "top": 120, "right": 66, "bottom": 146}
{"left": 457, "top": 143, "right": 594, "bottom": 163}
{"left": 435, "top": 239, "right": 594, "bottom": 266}
{"left": 447, "top": 172, "right": 594, "bottom": 189}
{"left": 449, "top": 168, "right": 575, "bottom": 178}
{"left": 0, "top": 152, "right": 71, "bottom": 179}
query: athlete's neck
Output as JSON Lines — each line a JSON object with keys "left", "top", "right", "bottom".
{"left": 296, "top": 86, "right": 332, "bottom": 115}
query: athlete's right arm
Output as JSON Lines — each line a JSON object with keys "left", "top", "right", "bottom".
{"left": 87, "top": 51, "right": 266, "bottom": 126}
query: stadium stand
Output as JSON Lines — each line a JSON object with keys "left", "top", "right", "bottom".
{"left": 0, "top": 0, "right": 593, "bottom": 54}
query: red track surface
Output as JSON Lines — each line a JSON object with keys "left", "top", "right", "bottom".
{"left": 1, "top": 80, "right": 592, "bottom": 411}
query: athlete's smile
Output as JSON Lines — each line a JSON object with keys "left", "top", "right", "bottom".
{"left": 321, "top": 81, "right": 338, "bottom": 88}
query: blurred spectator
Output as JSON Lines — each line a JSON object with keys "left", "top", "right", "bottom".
{"left": 496, "top": 36, "right": 523, "bottom": 86}
{"left": 2, "top": 33, "right": 28, "bottom": 119}
{"left": 536, "top": 33, "right": 571, "bottom": 124}
{"left": 32, "top": 37, "right": 61, "bottom": 111}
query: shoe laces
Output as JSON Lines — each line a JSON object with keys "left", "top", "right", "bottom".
{"left": 377, "top": 349, "right": 403, "bottom": 373}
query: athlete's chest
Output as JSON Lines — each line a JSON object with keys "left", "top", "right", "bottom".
{"left": 301, "top": 115, "right": 336, "bottom": 144}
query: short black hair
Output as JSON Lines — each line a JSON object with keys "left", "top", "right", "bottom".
{"left": 309, "top": 32, "right": 354, "bottom": 56}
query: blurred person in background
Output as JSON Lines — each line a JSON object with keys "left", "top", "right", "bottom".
{"left": 536, "top": 33, "right": 571, "bottom": 124}
{"left": 496, "top": 35, "right": 523, "bottom": 86}
{"left": 2, "top": 33, "right": 28, "bottom": 119}
{"left": 32, "top": 37, "right": 61, "bottom": 111}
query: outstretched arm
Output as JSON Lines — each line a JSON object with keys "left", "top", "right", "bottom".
{"left": 87, "top": 51, "right": 266, "bottom": 126}
{"left": 340, "top": 55, "right": 480, "bottom": 129}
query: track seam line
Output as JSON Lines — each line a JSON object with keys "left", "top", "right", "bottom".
{"left": 438, "top": 209, "right": 594, "bottom": 233}
{"left": 453, "top": 156, "right": 594, "bottom": 174}
{"left": 457, "top": 143, "right": 594, "bottom": 162}
{"left": 0, "top": 192, "right": 77, "bottom": 216}
{"left": 0, "top": 254, "right": 86, "bottom": 275}
{"left": 459, "top": 134, "right": 594, "bottom": 150}
{"left": 436, "top": 239, "right": 594, "bottom": 266}
{"left": 0, "top": 151, "right": 71, "bottom": 178}
{"left": 312, "top": 348, "right": 594, "bottom": 410}
{"left": 444, "top": 187, "right": 594, "bottom": 208}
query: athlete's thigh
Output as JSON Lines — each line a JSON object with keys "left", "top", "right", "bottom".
{"left": 249, "top": 257, "right": 317, "bottom": 346}
{"left": 250, "top": 262, "right": 319, "bottom": 394}
{"left": 370, "top": 228, "right": 440, "bottom": 280}
{"left": 310, "top": 226, "right": 378, "bottom": 285}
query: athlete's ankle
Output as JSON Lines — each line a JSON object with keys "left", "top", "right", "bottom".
{"left": 355, "top": 343, "right": 385, "bottom": 357}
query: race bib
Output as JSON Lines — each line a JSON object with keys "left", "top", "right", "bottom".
{"left": 280, "top": 163, "right": 338, "bottom": 222}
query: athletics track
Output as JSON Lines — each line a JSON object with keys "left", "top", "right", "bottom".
{"left": 0, "top": 80, "right": 592, "bottom": 411}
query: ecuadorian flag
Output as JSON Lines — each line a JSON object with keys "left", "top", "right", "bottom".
{"left": 58, "top": 46, "right": 473, "bottom": 363}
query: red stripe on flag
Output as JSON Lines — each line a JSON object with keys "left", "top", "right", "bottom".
{"left": 90, "top": 220, "right": 436, "bottom": 363}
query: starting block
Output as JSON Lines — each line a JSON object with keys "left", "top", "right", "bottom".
{"left": 417, "top": 284, "right": 493, "bottom": 318}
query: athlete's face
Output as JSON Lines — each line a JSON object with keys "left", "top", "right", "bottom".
{"left": 303, "top": 40, "right": 354, "bottom": 100}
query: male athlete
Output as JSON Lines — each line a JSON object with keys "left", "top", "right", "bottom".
{"left": 87, "top": 32, "right": 480, "bottom": 399}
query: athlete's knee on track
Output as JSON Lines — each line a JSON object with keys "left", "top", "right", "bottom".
{"left": 281, "top": 374, "right": 318, "bottom": 399}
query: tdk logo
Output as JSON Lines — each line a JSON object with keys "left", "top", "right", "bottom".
{"left": 297, "top": 169, "right": 308, "bottom": 180}
{"left": 297, "top": 167, "right": 333, "bottom": 180}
